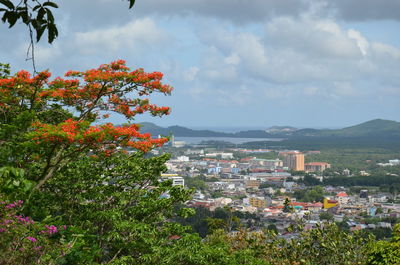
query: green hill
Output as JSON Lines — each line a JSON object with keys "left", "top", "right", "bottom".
{"left": 294, "top": 119, "right": 400, "bottom": 138}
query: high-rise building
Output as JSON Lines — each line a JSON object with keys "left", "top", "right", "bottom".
{"left": 283, "top": 152, "right": 304, "bottom": 171}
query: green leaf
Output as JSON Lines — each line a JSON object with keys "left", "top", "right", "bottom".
{"left": 7, "top": 12, "right": 18, "bottom": 27}
{"left": 33, "top": 4, "right": 42, "bottom": 12}
{"left": 45, "top": 8, "right": 54, "bottom": 22}
{"left": 0, "top": 0, "right": 14, "bottom": 10}
{"left": 19, "top": 10, "right": 29, "bottom": 24}
{"left": 129, "top": 0, "right": 136, "bottom": 9}
{"left": 1, "top": 11, "right": 8, "bottom": 22}
{"left": 12, "top": 179, "right": 20, "bottom": 186}
{"left": 36, "top": 24, "right": 46, "bottom": 42}
{"left": 43, "top": 1, "right": 58, "bottom": 8}
{"left": 47, "top": 23, "right": 58, "bottom": 43}
{"left": 37, "top": 7, "right": 46, "bottom": 21}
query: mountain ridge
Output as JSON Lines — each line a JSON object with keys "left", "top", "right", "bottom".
{"left": 138, "top": 119, "right": 400, "bottom": 139}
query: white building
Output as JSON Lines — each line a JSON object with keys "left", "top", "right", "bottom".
{"left": 161, "top": 174, "right": 185, "bottom": 187}
{"left": 176, "top": 156, "right": 189, "bottom": 162}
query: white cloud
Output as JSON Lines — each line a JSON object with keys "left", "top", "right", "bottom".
{"left": 265, "top": 17, "right": 362, "bottom": 60}
{"left": 304, "top": 86, "right": 320, "bottom": 96}
{"left": 183, "top": 66, "right": 199, "bottom": 81}
{"left": 224, "top": 53, "right": 241, "bottom": 65}
{"left": 347, "top": 29, "right": 369, "bottom": 56}
{"left": 74, "top": 18, "right": 168, "bottom": 55}
{"left": 190, "top": 12, "right": 400, "bottom": 109}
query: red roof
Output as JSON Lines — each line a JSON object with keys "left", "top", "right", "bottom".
{"left": 308, "top": 203, "right": 323, "bottom": 207}
{"left": 336, "top": 192, "right": 348, "bottom": 197}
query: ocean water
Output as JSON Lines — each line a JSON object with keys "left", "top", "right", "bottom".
{"left": 174, "top": 136, "right": 283, "bottom": 145}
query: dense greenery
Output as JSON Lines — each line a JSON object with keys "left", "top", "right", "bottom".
{"left": 293, "top": 186, "right": 325, "bottom": 202}
{"left": 175, "top": 206, "right": 260, "bottom": 238}
{"left": 242, "top": 137, "right": 400, "bottom": 151}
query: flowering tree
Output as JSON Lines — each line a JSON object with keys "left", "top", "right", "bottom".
{"left": 0, "top": 61, "right": 195, "bottom": 263}
{"left": 0, "top": 60, "right": 171, "bottom": 193}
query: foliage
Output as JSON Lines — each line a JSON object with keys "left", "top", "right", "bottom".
{"left": 367, "top": 223, "right": 400, "bottom": 264}
{"left": 301, "top": 175, "right": 322, "bottom": 186}
{"left": 293, "top": 186, "right": 325, "bottom": 202}
{"left": 319, "top": 212, "right": 334, "bottom": 221}
{"left": 283, "top": 198, "right": 293, "bottom": 213}
{"left": 28, "top": 152, "right": 193, "bottom": 263}
{"left": 176, "top": 206, "right": 258, "bottom": 238}
{"left": 196, "top": 224, "right": 371, "bottom": 265}
{"left": 0, "top": 0, "right": 136, "bottom": 43}
{"left": 0, "top": 198, "right": 74, "bottom": 264}
{"left": 184, "top": 176, "right": 207, "bottom": 190}
{"left": 210, "top": 190, "right": 224, "bottom": 198}
{"left": 324, "top": 174, "right": 400, "bottom": 187}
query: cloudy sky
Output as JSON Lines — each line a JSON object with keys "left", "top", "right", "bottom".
{"left": 1, "top": 0, "right": 400, "bottom": 130}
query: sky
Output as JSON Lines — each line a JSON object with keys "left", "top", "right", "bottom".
{"left": 1, "top": 0, "right": 400, "bottom": 130}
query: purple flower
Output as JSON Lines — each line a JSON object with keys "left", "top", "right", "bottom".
{"left": 26, "top": 236, "right": 37, "bottom": 242}
{"left": 15, "top": 215, "right": 34, "bottom": 224}
{"left": 41, "top": 225, "right": 58, "bottom": 234}
{"left": 5, "top": 200, "right": 23, "bottom": 209}
{"left": 5, "top": 203, "right": 15, "bottom": 209}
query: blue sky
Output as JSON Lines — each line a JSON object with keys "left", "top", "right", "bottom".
{"left": 1, "top": 0, "right": 400, "bottom": 129}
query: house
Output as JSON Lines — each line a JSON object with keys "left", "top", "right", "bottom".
{"left": 336, "top": 192, "right": 349, "bottom": 205}
{"left": 323, "top": 198, "right": 338, "bottom": 209}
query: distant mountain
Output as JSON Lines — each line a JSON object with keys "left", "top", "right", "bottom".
{"left": 139, "top": 119, "right": 400, "bottom": 139}
{"left": 265, "top": 126, "right": 298, "bottom": 134}
{"left": 293, "top": 119, "right": 400, "bottom": 138}
{"left": 139, "top": 123, "right": 232, "bottom": 137}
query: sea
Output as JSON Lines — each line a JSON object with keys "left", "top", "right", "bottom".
{"left": 174, "top": 136, "right": 283, "bottom": 145}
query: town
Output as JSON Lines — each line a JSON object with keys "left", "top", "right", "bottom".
{"left": 158, "top": 137, "right": 400, "bottom": 239}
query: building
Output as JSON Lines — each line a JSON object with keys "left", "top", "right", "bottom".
{"left": 304, "top": 162, "right": 331, "bottom": 172}
{"left": 283, "top": 152, "right": 304, "bottom": 171}
{"left": 250, "top": 158, "right": 283, "bottom": 168}
{"left": 336, "top": 192, "right": 349, "bottom": 205}
{"left": 248, "top": 197, "right": 267, "bottom": 208}
{"left": 161, "top": 174, "right": 185, "bottom": 187}
{"left": 360, "top": 190, "right": 368, "bottom": 199}
{"left": 246, "top": 180, "right": 260, "bottom": 189}
{"left": 176, "top": 156, "right": 189, "bottom": 162}
{"left": 205, "top": 152, "right": 234, "bottom": 159}
{"left": 323, "top": 198, "right": 338, "bottom": 209}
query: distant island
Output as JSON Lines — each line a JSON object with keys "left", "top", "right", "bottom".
{"left": 139, "top": 119, "right": 400, "bottom": 139}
